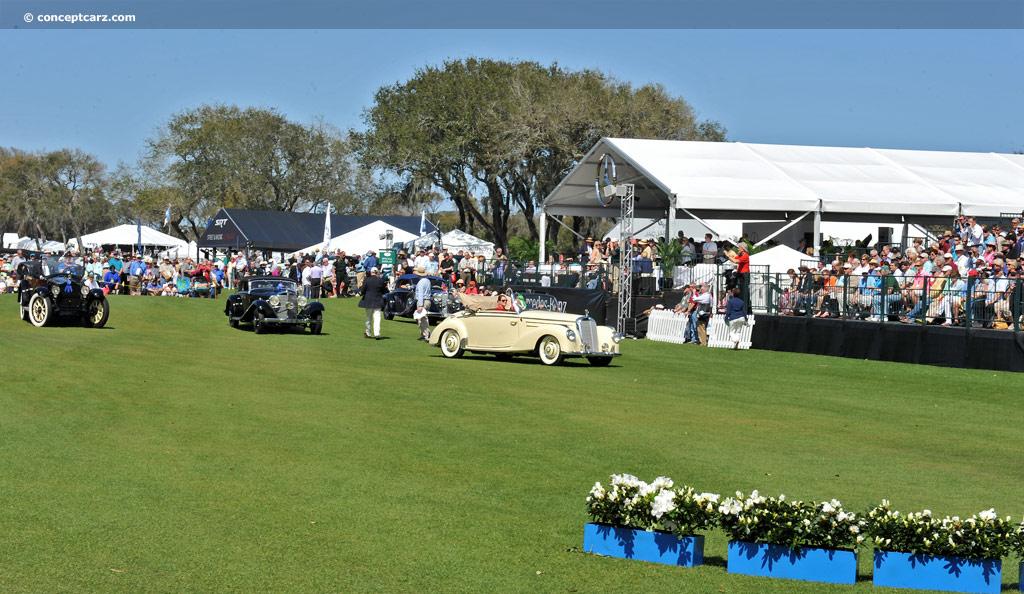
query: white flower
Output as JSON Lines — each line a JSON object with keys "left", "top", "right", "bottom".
{"left": 803, "top": 519, "right": 812, "bottom": 526}
{"left": 978, "top": 508, "right": 997, "bottom": 521}
{"left": 821, "top": 501, "right": 835, "bottom": 514}
{"left": 651, "top": 476, "right": 674, "bottom": 490}
{"left": 850, "top": 525, "right": 860, "bottom": 534}
{"left": 778, "top": 494, "right": 785, "bottom": 502}
{"left": 651, "top": 489, "right": 676, "bottom": 519}
{"left": 922, "top": 509, "right": 932, "bottom": 517}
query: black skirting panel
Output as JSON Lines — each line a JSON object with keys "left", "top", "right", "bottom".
{"left": 750, "top": 315, "right": 1024, "bottom": 373}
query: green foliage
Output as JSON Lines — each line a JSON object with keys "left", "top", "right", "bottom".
{"left": 126, "top": 105, "right": 378, "bottom": 241}
{"left": 0, "top": 147, "right": 113, "bottom": 246}
{"left": 356, "top": 58, "right": 726, "bottom": 251}
{"left": 718, "top": 492, "right": 866, "bottom": 550}
{"left": 866, "top": 502, "right": 1017, "bottom": 559}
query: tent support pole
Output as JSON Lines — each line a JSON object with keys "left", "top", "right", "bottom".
{"left": 539, "top": 210, "right": 547, "bottom": 263}
{"left": 754, "top": 211, "right": 811, "bottom": 247}
{"left": 679, "top": 208, "right": 721, "bottom": 238}
{"left": 547, "top": 214, "right": 587, "bottom": 242}
{"left": 813, "top": 204, "right": 821, "bottom": 257}
{"left": 665, "top": 200, "right": 676, "bottom": 244}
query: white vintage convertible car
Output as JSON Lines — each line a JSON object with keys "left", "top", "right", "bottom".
{"left": 428, "top": 292, "right": 621, "bottom": 366}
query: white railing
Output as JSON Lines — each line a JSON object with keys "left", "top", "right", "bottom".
{"left": 647, "top": 310, "right": 755, "bottom": 350}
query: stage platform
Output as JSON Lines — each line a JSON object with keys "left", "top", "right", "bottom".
{"left": 751, "top": 315, "right": 1024, "bottom": 373}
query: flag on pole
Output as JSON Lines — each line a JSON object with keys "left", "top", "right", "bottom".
{"left": 420, "top": 211, "right": 427, "bottom": 235}
{"left": 164, "top": 204, "right": 171, "bottom": 228}
{"left": 322, "top": 203, "right": 332, "bottom": 252}
{"left": 136, "top": 218, "right": 143, "bottom": 256}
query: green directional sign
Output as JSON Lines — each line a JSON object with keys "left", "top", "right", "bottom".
{"left": 380, "top": 249, "right": 396, "bottom": 270}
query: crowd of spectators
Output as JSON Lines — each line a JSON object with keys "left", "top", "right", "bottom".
{"left": 778, "top": 216, "right": 1024, "bottom": 329}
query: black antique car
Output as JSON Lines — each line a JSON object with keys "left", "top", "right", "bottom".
{"left": 225, "top": 276, "right": 325, "bottom": 334}
{"left": 17, "top": 257, "right": 109, "bottom": 328}
{"left": 383, "top": 274, "right": 462, "bottom": 322}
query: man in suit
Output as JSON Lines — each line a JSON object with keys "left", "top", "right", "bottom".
{"left": 358, "top": 266, "right": 387, "bottom": 340}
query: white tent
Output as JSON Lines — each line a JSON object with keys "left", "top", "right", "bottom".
{"left": 749, "top": 245, "right": 814, "bottom": 275}
{"left": 541, "top": 138, "right": 1024, "bottom": 260}
{"left": 2, "top": 233, "right": 20, "bottom": 248}
{"left": 440, "top": 229, "right": 495, "bottom": 257}
{"left": 290, "top": 220, "right": 416, "bottom": 258}
{"left": 13, "top": 238, "right": 66, "bottom": 252}
{"left": 69, "top": 224, "right": 188, "bottom": 251}
{"left": 159, "top": 241, "right": 199, "bottom": 260}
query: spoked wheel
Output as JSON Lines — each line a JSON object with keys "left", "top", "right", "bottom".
{"left": 309, "top": 311, "right": 323, "bottom": 335}
{"left": 537, "top": 335, "right": 563, "bottom": 366}
{"left": 254, "top": 311, "right": 266, "bottom": 334}
{"left": 439, "top": 329, "right": 464, "bottom": 358}
{"left": 587, "top": 356, "right": 612, "bottom": 367}
{"left": 28, "top": 293, "right": 54, "bottom": 328}
{"left": 84, "top": 297, "right": 109, "bottom": 328}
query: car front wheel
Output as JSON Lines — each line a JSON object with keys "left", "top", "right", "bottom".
{"left": 28, "top": 293, "right": 54, "bottom": 327}
{"left": 439, "top": 329, "right": 464, "bottom": 358}
{"left": 309, "top": 311, "right": 323, "bottom": 335}
{"left": 84, "top": 297, "right": 109, "bottom": 328}
{"left": 537, "top": 335, "right": 563, "bottom": 366}
{"left": 254, "top": 311, "right": 266, "bottom": 334}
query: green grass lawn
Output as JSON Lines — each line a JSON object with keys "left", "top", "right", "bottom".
{"left": 1, "top": 293, "right": 1022, "bottom": 593}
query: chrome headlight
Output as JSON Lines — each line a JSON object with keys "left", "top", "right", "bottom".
{"left": 269, "top": 295, "right": 280, "bottom": 307}
{"left": 565, "top": 329, "right": 577, "bottom": 342}
{"left": 297, "top": 296, "right": 308, "bottom": 307}
{"left": 80, "top": 285, "right": 89, "bottom": 296}
{"left": 612, "top": 333, "right": 621, "bottom": 344}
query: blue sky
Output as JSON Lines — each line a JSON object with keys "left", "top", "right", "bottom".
{"left": 1, "top": 29, "right": 1021, "bottom": 169}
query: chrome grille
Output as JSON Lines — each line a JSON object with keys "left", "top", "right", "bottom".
{"left": 576, "top": 318, "right": 598, "bottom": 353}
{"left": 275, "top": 296, "right": 298, "bottom": 319}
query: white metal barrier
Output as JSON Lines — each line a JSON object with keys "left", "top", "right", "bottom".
{"left": 646, "top": 310, "right": 755, "bottom": 350}
{"left": 707, "top": 316, "right": 755, "bottom": 350}
{"left": 647, "top": 310, "right": 691, "bottom": 344}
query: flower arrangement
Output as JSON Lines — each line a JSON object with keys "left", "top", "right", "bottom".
{"left": 866, "top": 500, "right": 1017, "bottom": 560}
{"left": 717, "top": 491, "right": 866, "bottom": 550}
{"left": 586, "top": 474, "right": 719, "bottom": 536}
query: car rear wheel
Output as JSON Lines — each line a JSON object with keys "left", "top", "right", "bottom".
{"left": 587, "top": 356, "right": 612, "bottom": 367}
{"left": 254, "top": 311, "right": 266, "bottom": 334}
{"left": 84, "top": 297, "right": 109, "bottom": 328}
{"left": 537, "top": 335, "right": 563, "bottom": 366}
{"left": 439, "top": 329, "right": 464, "bottom": 358}
{"left": 309, "top": 311, "right": 323, "bottom": 335}
{"left": 28, "top": 293, "right": 53, "bottom": 327}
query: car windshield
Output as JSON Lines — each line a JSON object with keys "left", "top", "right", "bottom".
{"left": 41, "top": 257, "right": 83, "bottom": 278}
{"left": 250, "top": 279, "right": 298, "bottom": 293}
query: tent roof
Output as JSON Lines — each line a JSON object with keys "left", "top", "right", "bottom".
{"left": 543, "top": 138, "right": 1024, "bottom": 221}
{"left": 71, "top": 224, "right": 186, "bottom": 248}
{"left": 291, "top": 220, "right": 417, "bottom": 257}
{"left": 197, "top": 209, "right": 421, "bottom": 251}
{"left": 749, "top": 245, "right": 813, "bottom": 275}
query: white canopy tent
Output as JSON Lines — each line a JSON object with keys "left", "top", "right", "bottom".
{"left": 290, "top": 219, "right": 417, "bottom": 258}
{"left": 3, "top": 233, "right": 20, "bottom": 248}
{"left": 438, "top": 229, "right": 495, "bottom": 257}
{"left": 541, "top": 138, "right": 1024, "bottom": 261}
{"left": 68, "top": 224, "right": 188, "bottom": 251}
{"left": 12, "top": 237, "right": 66, "bottom": 252}
{"left": 749, "top": 245, "right": 814, "bottom": 276}
{"left": 159, "top": 241, "right": 199, "bottom": 261}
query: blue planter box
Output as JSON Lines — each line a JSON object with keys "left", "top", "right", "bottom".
{"left": 873, "top": 550, "right": 1001, "bottom": 594}
{"left": 582, "top": 523, "right": 703, "bottom": 567}
{"left": 727, "top": 540, "right": 858, "bottom": 584}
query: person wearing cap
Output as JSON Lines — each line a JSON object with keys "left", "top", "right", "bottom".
{"left": 692, "top": 284, "right": 713, "bottom": 345}
{"left": 103, "top": 265, "right": 121, "bottom": 294}
{"left": 358, "top": 266, "right": 386, "bottom": 339}
{"left": 412, "top": 266, "right": 433, "bottom": 341}
{"left": 127, "top": 255, "right": 146, "bottom": 295}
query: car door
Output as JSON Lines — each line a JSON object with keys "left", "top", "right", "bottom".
{"left": 470, "top": 310, "right": 521, "bottom": 349}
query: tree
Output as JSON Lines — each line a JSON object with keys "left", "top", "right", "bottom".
{"left": 0, "top": 148, "right": 113, "bottom": 249}
{"left": 125, "top": 105, "right": 379, "bottom": 241}
{"left": 355, "top": 58, "right": 726, "bottom": 253}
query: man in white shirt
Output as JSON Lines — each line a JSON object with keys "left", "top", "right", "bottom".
{"left": 701, "top": 234, "right": 718, "bottom": 263}
{"left": 955, "top": 246, "right": 971, "bottom": 273}
{"left": 968, "top": 217, "right": 984, "bottom": 249}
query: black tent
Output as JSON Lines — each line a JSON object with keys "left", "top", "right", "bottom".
{"left": 197, "top": 209, "right": 421, "bottom": 252}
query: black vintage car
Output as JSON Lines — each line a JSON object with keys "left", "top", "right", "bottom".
{"left": 17, "top": 257, "right": 109, "bottom": 328}
{"left": 383, "top": 274, "right": 462, "bottom": 322}
{"left": 225, "top": 276, "right": 325, "bottom": 334}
